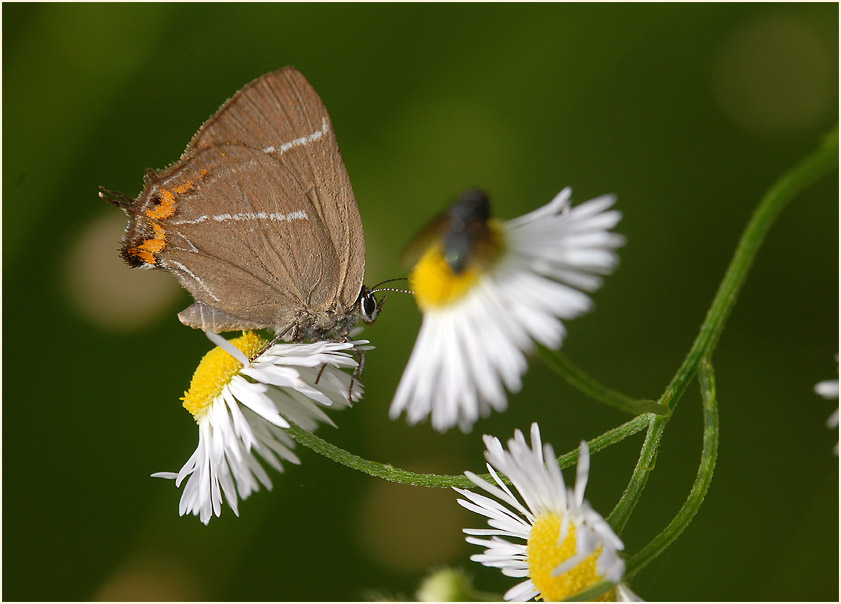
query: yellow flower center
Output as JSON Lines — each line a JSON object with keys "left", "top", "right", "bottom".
{"left": 527, "top": 513, "right": 616, "bottom": 602}
{"left": 181, "top": 331, "right": 269, "bottom": 420}
{"left": 409, "top": 220, "right": 505, "bottom": 311}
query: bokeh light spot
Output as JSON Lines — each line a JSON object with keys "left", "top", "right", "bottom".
{"left": 63, "top": 212, "right": 183, "bottom": 332}
{"left": 354, "top": 472, "right": 467, "bottom": 572}
{"left": 712, "top": 14, "right": 832, "bottom": 137}
{"left": 93, "top": 554, "right": 204, "bottom": 601}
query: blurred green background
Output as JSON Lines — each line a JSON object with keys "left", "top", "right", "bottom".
{"left": 3, "top": 3, "right": 838, "bottom": 601}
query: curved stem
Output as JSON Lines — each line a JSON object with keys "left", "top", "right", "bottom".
{"left": 285, "top": 422, "right": 473, "bottom": 488}
{"left": 569, "top": 358, "right": 720, "bottom": 601}
{"left": 285, "top": 413, "right": 651, "bottom": 488}
{"left": 538, "top": 345, "right": 668, "bottom": 415}
{"left": 607, "top": 413, "right": 667, "bottom": 533}
{"left": 607, "top": 129, "right": 836, "bottom": 536}
{"left": 625, "top": 357, "right": 719, "bottom": 577}
{"left": 555, "top": 413, "right": 651, "bottom": 469}
{"left": 660, "top": 129, "right": 838, "bottom": 410}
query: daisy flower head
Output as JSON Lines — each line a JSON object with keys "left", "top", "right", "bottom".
{"left": 390, "top": 188, "right": 625, "bottom": 432}
{"left": 153, "top": 330, "right": 368, "bottom": 524}
{"left": 814, "top": 354, "right": 839, "bottom": 455}
{"left": 455, "top": 423, "right": 628, "bottom": 602}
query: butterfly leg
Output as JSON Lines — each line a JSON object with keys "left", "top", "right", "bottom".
{"left": 314, "top": 363, "right": 328, "bottom": 385}
{"left": 346, "top": 342, "right": 367, "bottom": 404}
{"left": 248, "top": 323, "right": 294, "bottom": 362}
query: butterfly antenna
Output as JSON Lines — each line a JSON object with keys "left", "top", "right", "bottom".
{"left": 370, "top": 277, "right": 414, "bottom": 295}
{"left": 99, "top": 186, "right": 134, "bottom": 209}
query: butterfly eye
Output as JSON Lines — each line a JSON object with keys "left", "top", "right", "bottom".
{"left": 360, "top": 290, "right": 380, "bottom": 323}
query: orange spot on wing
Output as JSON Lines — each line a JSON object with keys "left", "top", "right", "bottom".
{"left": 131, "top": 223, "right": 168, "bottom": 266}
{"left": 146, "top": 188, "right": 177, "bottom": 220}
{"left": 135, "top": 179, "right": 194, "bottom": 264}
{"left": 146, "top": 181, "right": 193, "bottom": 220}
{"left": 199, "top": 169, "right": 209, "bottom": 178}
{"left": 173, "top": 181, "right": 193, "bottom": 194}
{"left": 126, "top": 246, "right": 158, "bottom": 265}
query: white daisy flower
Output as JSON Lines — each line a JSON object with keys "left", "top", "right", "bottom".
{"left": 455, "top": 423, "right": 632, "bottom": 602}
{"left": 390, "top": 188, "right": 624, "bottom": 432}
{"left": 153, "top": 330, "right": 367, "bottom": 524}
{"left": 814, "top": 354, "right": 839, "bottom": 455}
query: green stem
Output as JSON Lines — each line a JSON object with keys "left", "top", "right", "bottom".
{"left": 568, "top": 357, "right": 720, "bottom": 601}
{"left": 285, "top": 413, "right": 650, "bottom": 488}
{"left": 661, "top": 130, "right": 838, "bottom": 410}
{"left": 286, "top": 422, "right": 472, "bottom": 488}
{"left": 625, "top": 357, "right": 719, "bottom": 577}
{"left": 538, "top": 345, "right": 668, "bottom": 415}
{"left": 607, "top": 413, "right": 667, "bottom": 533}
{"left": 607, "top": 130, "right": 837, "bottom": 533}
{"left": 553, "top": 412, "right": 651, "bottom": 469}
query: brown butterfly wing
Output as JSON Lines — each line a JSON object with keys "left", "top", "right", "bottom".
{"left": 183, "top": 67, "right": 365, "bottom": 315}
{"left": 145, "top": 144, "right": 343, "bottom": 331}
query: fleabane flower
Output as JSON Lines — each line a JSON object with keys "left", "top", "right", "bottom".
{"left": 455, "top": 423, "right": 633, "bottom": 602}
{"left": 814, "top": 354, "right": 839, "bottom": 455}
{"left": 391, "top": 188, "right": 624, "bottom": 432}
{"left": 153, "top": 330, "right": 367, "bottom": 524}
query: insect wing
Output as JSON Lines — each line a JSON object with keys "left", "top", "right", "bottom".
{"left": 184, "top": 67, "right": 365, "bottom": 313}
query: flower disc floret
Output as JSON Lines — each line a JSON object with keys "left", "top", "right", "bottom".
{"left": 153, "top": 331, "right": 369, "bottom": 524}
{"left": 455, "top": 423, "right": 628, "bottom": 601}
{"left": 182, "top": 331, "right": 268, "bottom": 418}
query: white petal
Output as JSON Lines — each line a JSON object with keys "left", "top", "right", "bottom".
{"left": 393, "top": 188, "right": 623, "bottom": 432}
{"left": 157, "top": 338, "right": 361, "bottom": 523}
{"left": 458, "top": 423, "right": 626, "bottom": 598}
{"left": 815, "top": 379, "right": 839, "bottom": 399}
